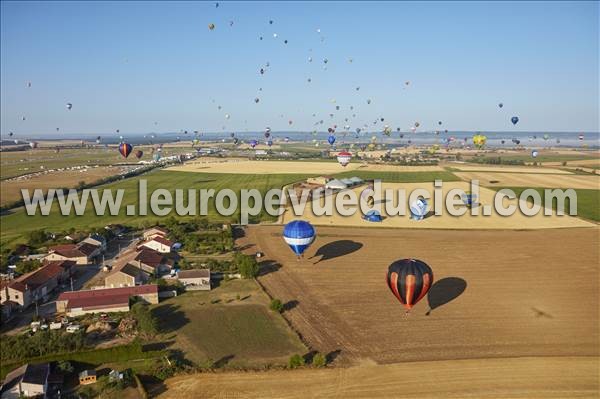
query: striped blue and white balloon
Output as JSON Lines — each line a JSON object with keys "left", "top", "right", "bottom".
{"left": 410, "top": 198, "right": 428, "bottom": 221}
{"left": 283, "top": 220, "right": 316, "bottom": 257}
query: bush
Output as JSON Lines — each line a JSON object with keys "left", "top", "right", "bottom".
{"left": 269, "top": 299, "right": 283, "bottom": 313}
{"left": 235, "top": 253, "right": 259, "bottom": 279}
{"left": 130, "top": 303, "right": 157, "bottom": 338}
{"left": 311, "top": 353, "right": 326, "bottom": 368}
{"left": 288, "top": 354, "right": 305, "bottom": 369}
{"left": 57, "top": 360, "right": 74, "bottom": 374}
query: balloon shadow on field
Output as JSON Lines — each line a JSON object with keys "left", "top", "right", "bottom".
{"left": 310, "top": 240, "right": 363, "bottom": 264}
{"left": 426, "top": 277, "right": 467, "bottom": 315}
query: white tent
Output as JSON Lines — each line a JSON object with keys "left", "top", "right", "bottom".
{"left": 325, "top": 179, "right": 347, "bottom": 190}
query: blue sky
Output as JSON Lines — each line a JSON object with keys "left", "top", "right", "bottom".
{"left": 1, "top": 1, "right": 598, "bottom": 137}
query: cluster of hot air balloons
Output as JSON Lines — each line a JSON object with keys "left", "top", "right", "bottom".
{"left": 472, "top": 134, "right": 487, "bottom": 149}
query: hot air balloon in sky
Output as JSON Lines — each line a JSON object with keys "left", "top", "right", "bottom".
{"left": 327, "top": 134, "right": 336, "bottom": 145}
{"left": 386, "top": 259, "right": 434, "bottom": 312}
{"left": 66, "top": 103, "right": 72, "bottom": 110}
{"left": 531, "top": 150, "right": 539, "bottom": 158}
{"left": 283, "top": 220, "right": 315, "bottom": 258}
{"left": 250, "top": 139, "right": 258, "bottom": 148}
{"left": 118, "top": 142, "right": 133, "bottom": 158}
{"left": 511, "top": 116, "right": 519, "bottom": 125}
{"left": 336, "top": 151, "right": 352, "bottom": 167}
{"left": 135, "top": 150, "right": 143, "bottom": 159}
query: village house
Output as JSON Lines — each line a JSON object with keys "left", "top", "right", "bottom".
{"left": 0, "top": 260, "right": 75, "bottom": 310}
{"left": 80, "top": 233, "right": 107, "bottom": 252}
{"left": 78, "top": 370, "right": 97, "bottom": 385}
{"left": 104, "top": 264, "right": 149, "bottom": 288}
{"left": 140, "top": 235, "right": 173, "bottom": 254}
{"left": 133, "top": 247, "right": 173, "bottom": 275}
{"left": 177, "top": 269, "right": 211, "bottom": 291}
{"left": 0, "top": 363, "right": 49, "bottom": 399}
{"left": 142, "top": 226, "right": 169, "bottom": 241}
{"left": 56, "top": 285, "right": 159, "bottom": 316}
{"left": 44, "top": 241, "right": 102, "bottom": 265}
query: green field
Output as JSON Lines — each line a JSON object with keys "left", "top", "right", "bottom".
{"left": 493, "top": 187, "right": 600, "bottom": 222}
{"left": 0, "top": 170, "right": 311, "bottom": 246}
{"left": 0, "top": 146, "right": 196, "bottom": 180}
{"left": 152, "top": 279, "right": 306, "bottom": 368}
{"left": 0, "top": 169, "right": 460, "bottom": 246}
{"left": 0, "top": 148, "right": 120, "bottom": 180}
{"left": 466, "top": 152, "right": 598, "bottom": 164}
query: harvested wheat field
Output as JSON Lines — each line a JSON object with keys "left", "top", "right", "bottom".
{"left": 159, "top": 225, "right": 599, "bottom": 398}
{"left": 454, "top": 171, "right": 600, "bottom": 189}
{"left": 245, "top": 225, "right": 599, "bottom": 365}
{"left": 159, "top": 356, "right": 598, "bottom": 398}
{"left": 280, "top": 181, "right": 596, "bottom": 229}
{"left": 0, "top": 166, "right": 126, "bottom": 206}
{"left": 448, "top": 164, "right": 572, "bottom": 174}
{"left": 167, "top": 159, "right": 443, "bottom": 174}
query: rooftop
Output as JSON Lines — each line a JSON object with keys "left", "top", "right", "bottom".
{"left": 178, "top": 269, "right": 210, "bottom": 279}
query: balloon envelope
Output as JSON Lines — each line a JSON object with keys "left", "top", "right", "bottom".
{"left": 410, "top": 198, "right": 428, "bottom": 220}
{"left": 386, "top": 259, "right": 434, "bottom": 310}
{"left": 283, "top": 220, "right": 315, "bottom": 256}
{"left": 118, "top": 142, "right": 133, "bottom": 158}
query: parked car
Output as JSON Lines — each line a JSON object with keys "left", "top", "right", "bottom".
{"left": 49, "top": 322, "right": 62, "bottom": 330}
{"left": 66, "top": 324, "right": 81, "bottom": 333}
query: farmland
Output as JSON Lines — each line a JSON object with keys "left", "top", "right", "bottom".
{"left": 242, "top": 225, "right": 599, "bottom": 365}
{"left": 151, "top": 279, "right": 306, "bottom": 368}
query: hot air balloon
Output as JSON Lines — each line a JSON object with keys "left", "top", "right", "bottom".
{"left": 511, "top": 116, "right": 519, "bottom": 125}
{"left": 153, "top": 152, "right": 161, "bottom": 162}
{"left": 578, "top": 134, "right": 584, "bottom": 141}
{"left": 461, "top": 192, "right": 477, "bottom": 207}
{"left": 9, "top": 132, "right": 13, "bottom": 137}
{"left": 386, "top": 259, "right": 433, "bottom": 312}
{"left": 283, "top": 220, "right": 315, "bottom": 258}
{"left": 118, "top": 142, "right": 133, "bottom": 158}
{"left": 543, "top": 134, "right": 549, "bottom": 141}
{"left": 135, "top": 150, "right": 143, "bottom": 159}
{"left": 410, "top": 198, "right": 428, "bottom": 220}
{"left": 266, "top": 140, "right": 273, "bottom": 147}
{"left": 498, "top": 103, "right": 503, "bottom": 108}
{"left": 66, "top": 103, "right": 72, "bottom": 110}
{"left": 472, "top": 134, "right": 487, "bottom": 149}
{"left": 208, "top": 23, "right": 215, "bottom": 30}
{"left": 337, "top": 151, "right": 352, "bottom": 167}
{"left": 29, "top": 141, "right": 38, "bottom": 149}
{"left": 250, "top": 139, "right": 258, "bottom": 148}
{"left": 383, "top": 126, "right": 392, "bottom": 136}
{"left": 327, "top": 135, "right": 336, "bottom": 145}
{"left": 96, "top": 136, "right": 101, "bottom": 144}
{"left": 531, "top": 150, "right": 539, "bottom": 158}
{"left": 284, "top": 137, "right": 290, "bottom": 142}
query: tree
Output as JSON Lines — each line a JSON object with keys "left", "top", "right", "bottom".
{"left": 26, "top": 230, "right": 47, "bottom": 247}
{"left": 311, "top": 353, "right": 326, "bottom": 368}
{"left": 131, "top": 303, "right": 157, "bottom": 338}
{"left": 288, "top": 354, "right": 305, "bottom": 369}
{"left": 270, "top": 299, "right": 283, "bottom": 313}
{"left": 235, "top": 253, "right": 259, "bottom": 279}
{"left": 15, "top": 259, "right": 41, "bottom": 275}
{"left": 57, "top": 360, "right": 74, "bottom": 374}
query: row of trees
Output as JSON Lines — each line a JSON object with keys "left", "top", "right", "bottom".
{"left": 0, "top": 330, "right": 85, "bottom": 362}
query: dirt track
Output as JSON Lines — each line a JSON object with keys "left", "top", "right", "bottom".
{"left": 242, "top": 225, "right": 598, "bottom": 366}
{"left": 159, "top": 356, "right": 598, "bottom": 398}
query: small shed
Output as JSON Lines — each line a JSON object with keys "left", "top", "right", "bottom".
{"left": 177, "top": 269, "right": 211, "bottom": 291}
{"left": 78, "top": 369, "right": 97, "bottom": 385}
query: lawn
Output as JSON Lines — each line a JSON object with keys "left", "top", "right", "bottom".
{"left": 492, "top": 187, "right": 600, "bottom": 222}
{"left": 151, "top": 279, "right": 306, "bottom": 368}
